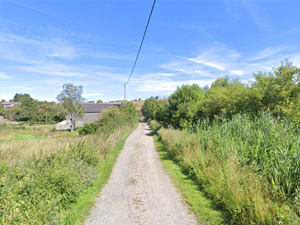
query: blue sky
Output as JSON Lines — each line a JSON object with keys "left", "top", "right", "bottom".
{"left": 0, "top": 0, "right": 299, "bottom": 102}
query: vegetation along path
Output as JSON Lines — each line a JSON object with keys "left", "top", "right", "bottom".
{"left": 85, "top": 123, "right": 197, "bottom": 225}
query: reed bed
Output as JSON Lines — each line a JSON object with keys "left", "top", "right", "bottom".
{"left": 156, "top": 113, "right": 300, "bottom": 224}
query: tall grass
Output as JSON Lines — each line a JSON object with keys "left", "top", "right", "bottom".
{"left": 0, "top": 132, "right": 118, "bottom": 224}
{"left": 155, "top": 113, "right": 300, "bottom": 224}
{"left": 0, "top": 103, "right": 138, "bottom": 224}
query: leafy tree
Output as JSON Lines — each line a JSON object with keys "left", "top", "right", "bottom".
{"left": 168, "top": 84, "right": 204, "bottom": 128}
{"left": 141, "top": 60, "right": 300, "bottom": 128}
{"left": 96, "top": 100, "right": 103, "bottom": 103}
{"left": 253, "top": 59, "right": 300, "bottom": 122}
{"left": 2, "top": 105, "right": 20, "bottom": 121}
{"left": 57, "top": 83, "right": 85, "bottom": 131}
{"left": 200, "top": 77, "right": 262, "bottom": 121}
{"left": 9, "top": 93, "right": 39, "bottom": 121}
{"left": 0, "top": 104, "right": 4, "bottom": 118}
{"left": 141, "top": 97, "right": 159, "bottom": 121}
{"left": 211, "top": 76, "right": 231, "bottom": 88}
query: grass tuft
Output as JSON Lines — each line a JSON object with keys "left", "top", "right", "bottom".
{"left": 152, "top": 130, "right": 229, "bottom": 224}
{"left": 153, "top": 113, "right": 300, "bottom": 224}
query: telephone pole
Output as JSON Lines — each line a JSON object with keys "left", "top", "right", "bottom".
{"left": 124, "top": 84, "right": 126, "bottom": 102}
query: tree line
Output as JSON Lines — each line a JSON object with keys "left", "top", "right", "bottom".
{"left": 0, "top": 83, "right": 87, "bottom": 124}
{"left": 142, "top": 60, "right": 300, "bottom": 129}
{"left": 0, "top": 93, "right": 66, "bottom": 123}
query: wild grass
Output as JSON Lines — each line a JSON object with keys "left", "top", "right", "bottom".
{"left": 0, "top": 112, "right": 138, "bottom": 224}
{"left": 155, "top": 113, "right": 300, "bottom": 224}
{"left": 151, "top": 129, "right": 228, "bottom": 224}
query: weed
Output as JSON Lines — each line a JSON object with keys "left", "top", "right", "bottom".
{"left": 156, "top": 113, "right": 300, "bottom": 224}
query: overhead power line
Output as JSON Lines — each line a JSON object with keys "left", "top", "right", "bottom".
{"left": 125, "top": 0, "right": 157, "bottom": 85}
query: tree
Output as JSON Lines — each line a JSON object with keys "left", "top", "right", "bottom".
{"left": 56, "top": 83, "right": 85, "bottom": 131}
{"left": 253, "top": 59, "right": 300, "bottom": 122}
{"left": 10, "top": 93, "right": 39, "bottom": 121}
{"left": 168, "top": 84, "right": 205, "bottom": 128}
{"left": 96, "top": 100, "right": 103, "bottom": 103}
{"left": 211, "top": 76, "right": 231, "bottom": 88}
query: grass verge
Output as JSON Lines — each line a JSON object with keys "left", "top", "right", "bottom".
{"left": 151, "top": 128, "right": 229, "bottom": 225}
{"left": 62, "top": 124, "right": 138, "bottom": 224}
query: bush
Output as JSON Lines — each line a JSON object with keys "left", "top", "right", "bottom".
{"left": 0, "top": 102, "right": 138, "bottom": 224}
{"left": 79, "top": 102, "right": 138, "bottom": 136}
{"left": 78, "top": 122, "right": 97, "bottom": 135}
{"left": 157, "top": 113, "right": 300, "bottom": 224}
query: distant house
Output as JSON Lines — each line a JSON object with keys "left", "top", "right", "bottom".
{"left": 55, "top": 103, "right": 121, "bottom": 131}
{"left": 1, "top": 102, "right": 22, "bottom": 108}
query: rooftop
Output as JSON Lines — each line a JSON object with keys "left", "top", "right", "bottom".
{"left": 84, "top": 103, "right": 121, "bottom": 113}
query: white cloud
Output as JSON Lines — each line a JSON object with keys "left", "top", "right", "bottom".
{"left": 19, "top": 63, "right": 88, "bottom": 77}
{"left": 44, "top": 40, "right": 77, "bottom": 60}
{"left": 133, "top": 78, "right": 215, "bottom": 93}
{"left": 248, "top": 45, "right": 295, "bottom": 61}
{"left": 230, "top": 70, "right": 245, "bottom": 76}
{"left": 189, "top": 58, "right": 226, "bottom": 71}
{"left": 0, "top": 32, "right": 78, "bottom": 62}
{"left": 225, "top": 0, "right": 271, "bottom": 30}
{"left": 0, "top": 72, "right": 13, "bottom": 79}
{"left": 159, "top": 44, "right": 300, "bottom": 89}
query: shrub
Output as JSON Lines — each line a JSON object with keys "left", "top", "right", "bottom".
{"left": 157, "top": 113, "right": 300, "bottom": 224}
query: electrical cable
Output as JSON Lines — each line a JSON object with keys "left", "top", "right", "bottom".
{"left": 125, "top": 0, "right": 157, "bottom": 85}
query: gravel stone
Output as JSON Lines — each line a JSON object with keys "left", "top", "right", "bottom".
{"left": 85, "top": 123, "right": 197, "bottom": 225}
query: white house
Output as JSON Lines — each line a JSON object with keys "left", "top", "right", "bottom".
{"left": 1, "top": 102, "right": 22, "bottom": 108}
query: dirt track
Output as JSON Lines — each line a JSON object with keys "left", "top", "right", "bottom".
{"left": 85, "top": 123, "right": 197, "bottom": 225}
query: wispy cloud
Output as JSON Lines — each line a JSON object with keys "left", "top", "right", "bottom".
{"left": 0, "top": 32, "right": 78, "bottom": 63}
{"left": 225, "top": 0, "right": 271, "bottom": 30}
{"left": 159, "top": 44, "right": 300, "bottom": 86}
{"left": 19, "top": 63, "right": 89, "bottom": 77}
{"left": 0, "top": 31, "right": 129, "bottom": 64}
{"left": 0, "top": 72, "right": 13, "bottom": 80}
{"left": 225, "top": 0, "right": 240, "bottom": 20}
{"left": 247, "top": 45, "right": 295, "bottom": 61}
{"left": 230, "top": 70, "right": 245, "bottom": 76}
{"left": 130, "top": 76, "right": 215, "bottom": 93}
{"left": 189, "top": 58, "right": 226, "bottom": 71}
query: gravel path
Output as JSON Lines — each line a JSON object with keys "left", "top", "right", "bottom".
{"left": 85, "top": 123, "right": 197, "bottom": 225}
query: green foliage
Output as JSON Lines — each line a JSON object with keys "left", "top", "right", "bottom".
{"left": 0, "top": 93, "right": 65, "bottom": 123}
{"left": 57, "top": 83, "right": 85, "bottom": 131}
{"left": 210, "top": 76, "right": 231, "bottom": 88}
{"left": 142, "top": 97, "right": 158, "bottom": 120}
{"left": 78, "top": 122, "right": 97, "bottom": 135}
{"left": 96, "top": 100, "right": 103, "bottom": 103}
{"left": 151, "top": 130, "right": 228, "bottom": 224}
{"left": 143, "top": 60, "right": 300, "bottom": 128}
{"left": 1, "top": 138, "right": 102, "bottom": 224}
{"left": 142, "top": 60, "right": 300, "bottom": 223}
{"left": 0, "top": 104, "right": 138, "bottom": 224}
{"left": 56, "top": 83, "right": 85, "bottom": 118}
{"left": 253, "top": 59, "right": 300, "bottom": 123}
{"left": 168, "top": 84, "right": 204, "bottom": 128}
{"left": 201, "top": 82, "right": 262, "bottom": 120}
{"left": 79, "top": 102, "right": 138, "bottom": 136}
{"left": 157, "top": 114, "right": 300, "bottom": 224}
{"left": 142, "top": 97, "right": 169, "bottom": 126}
